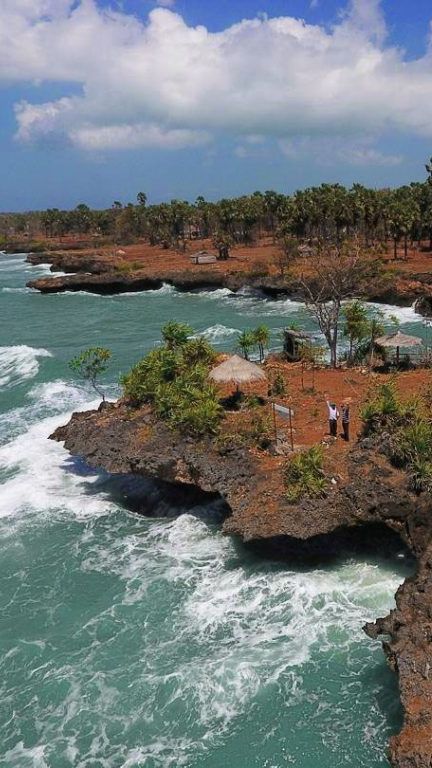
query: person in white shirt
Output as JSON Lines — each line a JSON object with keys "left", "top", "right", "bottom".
{"left": 326, "top": 398, "right": 339, "bottom": 438}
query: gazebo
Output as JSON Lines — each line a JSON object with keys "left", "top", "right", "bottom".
{"left": 375, "top": 331, "right": 423, "bottom": 365}
{"left": 208, "top": 354, "right": 268, "bottom": 398}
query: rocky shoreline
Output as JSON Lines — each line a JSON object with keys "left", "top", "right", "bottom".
{"left": 52, "top": 401, "right": 432, "bottom": 768}
{"left": 24, "top": 250, "right": 432, "bottom": 312}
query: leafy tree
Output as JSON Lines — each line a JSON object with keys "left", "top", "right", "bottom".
{"left": 342, "top": 301, "right": 370, "bottom": 364}
{"left": 299, "top": 239, "right": 381, "bottom": 368}
{"left": 69, "top": 347, "right": 112, "bottom": 402}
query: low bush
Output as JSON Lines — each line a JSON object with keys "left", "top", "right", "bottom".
{"left": 121, "top": 324, "right": 221, "bottom": 437}
{"left": 284, "top": 446, "right": 327, "bottom": 503}
{"left": 360, "top": 381, "right": 403, "bottom": 434}
{"left": 361, "top": 381, "right": 432, "bottom": 493}
{"left": 270, "top": 372, "right": 286, "bottom": 397}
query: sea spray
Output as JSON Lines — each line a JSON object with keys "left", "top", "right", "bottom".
{"left": 0, "top": 346, "right": 52, "bottom": 389}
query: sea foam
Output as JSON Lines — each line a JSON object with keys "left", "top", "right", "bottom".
{"left": 0, "top": 346, "right": 52, "bottom": 389}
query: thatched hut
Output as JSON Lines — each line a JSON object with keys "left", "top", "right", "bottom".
{"left": 208, "top": 354, "right": 268, "bottom": 398}
{"left": 375, "top": 331, "right": 423, "bottom": 364}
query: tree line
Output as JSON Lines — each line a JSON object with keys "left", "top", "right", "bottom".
{"left": 3, "top": 160, "right": 432, "bottom": 257}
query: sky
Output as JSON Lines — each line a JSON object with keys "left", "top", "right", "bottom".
{"left": 1, "top": 0, "right": 432, "bottom": 211}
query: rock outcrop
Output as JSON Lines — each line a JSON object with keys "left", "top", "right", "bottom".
{"left": 51, "top": 401, "right": 432, "bottom": 768}
{"left": 26, "top": 249, "right": 432, "bottom": 311}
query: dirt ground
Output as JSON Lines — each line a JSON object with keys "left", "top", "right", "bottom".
{"left": 226, "top": 363, "right": 432, "bottom": 482}
{"left": 42, "top": 235, "right": 432, "bottom": 286}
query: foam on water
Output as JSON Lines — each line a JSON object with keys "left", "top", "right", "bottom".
{"left": 198, "top": 324, "right": 239, "bottom": 342}
{"left": 0, "top": 346, "right": 52, "bottom": 389}
{"left": 0, "top": 254, "right": 413, "bottom": 768}
{"left": 367, "top": 302, "right": 421, "bottom": 325}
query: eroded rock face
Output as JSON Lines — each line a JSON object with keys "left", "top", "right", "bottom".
{"left": 415, "top": 295, "right": 432, "bottom": 318}
{"left": 51, "top": 403, "right": 432, "bottom": 768}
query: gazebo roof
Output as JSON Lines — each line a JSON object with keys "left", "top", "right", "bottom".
{"left": 209, "top": 354, "right": 267, "bottom": 385}
{"left": 375, "top": 331, "right": 423, "bottom": 349}
{"left": 284, "top": 328, "right": 311, "bottom": 340}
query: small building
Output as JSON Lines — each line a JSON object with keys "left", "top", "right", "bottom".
{"left": 190, "top": 250, "right": 217, "bottom": 265}
{"left": 283, "top": 329, "right": 311, "bottom": 362}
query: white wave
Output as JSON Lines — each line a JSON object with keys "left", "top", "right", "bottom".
{"left": 146, "top": 282, "right": 176, "bottom": 296}
{"left": 0, "top": 345, "right": 52, "bottom": 388}
{"left": 79, "top": 512, "right": 405, "bottom": 742}
{"left": 3, "top": 742, "right": 48, "bottom": 768}
{"left": 28, "top": 380, "right": 92, "bottom": 413}
{"left": 367, "top": 301, "right": 421, "bottom": 326}
{"left": 198, "top": 324, "right": 239, "bottom": 342}
{"left": 2, "top": 287, "right": 33, "bottom": 294}
{"left": 195, "top": 287, "right": 234, "bottom": 299}
{"left": 0, "top": 397, "right": 114, "bottom": 525}
{"left": 112, "top": 282, "right": 176, "bottom": 298}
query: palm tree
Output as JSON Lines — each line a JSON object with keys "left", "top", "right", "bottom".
{"left": 237, "top": 330, "right": 255, "bottom": 360}
{"left": 253, "top": 325, "right": 270, "bottom": 362}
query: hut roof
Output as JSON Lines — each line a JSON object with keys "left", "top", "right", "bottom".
{"left": 283, "top": 328, "right": 311, "bottom": 340}
{"left": 209, "top": 355, "right": 267, "bottom": 385}
{"left": 375, "top": 331, "right": 423, "bottom": 349}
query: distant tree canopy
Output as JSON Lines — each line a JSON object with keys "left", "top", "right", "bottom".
{"left": 2, "top": 162, "right": 432, "bottom": 254}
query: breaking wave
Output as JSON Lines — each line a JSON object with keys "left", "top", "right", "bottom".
{"left": 198, "top": 324, "right": 239, "bottom": 342}
{"left": 0, "top": 345, "right": 52, "bottom": 389}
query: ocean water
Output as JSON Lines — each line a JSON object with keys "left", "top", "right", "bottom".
{"left": 0, "top": 254, "right": 419, "bottom": 768}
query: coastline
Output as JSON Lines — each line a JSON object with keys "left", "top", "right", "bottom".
{"left": 51, "top": 397, "right": 432, "bottom": 768}
{"left": 23, "top": 246, "right": 432, "bottom": 313}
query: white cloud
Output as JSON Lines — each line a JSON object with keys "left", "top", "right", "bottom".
{"left": 1, "top": 0, "right": 432, "bottom": 152}
{"left": 156, "top": 0, "right": 176, "bottom": 6}
{"left": 343, "top": 0, "right": 387, "bottom": 45}
{"left": 279, "top": 137, "right": 403, "bottom": 166}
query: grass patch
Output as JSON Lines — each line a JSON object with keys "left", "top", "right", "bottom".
{"left": 284, "top": 445, "right": 327, "bottom": 503}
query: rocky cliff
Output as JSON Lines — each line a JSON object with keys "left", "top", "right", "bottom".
{"left": 51, "top": 401, "right": 432, "bottom": 768}
{"left": 25, "top": 250, "right": 432, "bottom": 310}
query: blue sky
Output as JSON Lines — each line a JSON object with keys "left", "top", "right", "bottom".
{"left": 1, "top": 0, "right": 432, "bottom": 211}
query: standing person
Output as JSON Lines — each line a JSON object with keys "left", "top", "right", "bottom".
{"left": 325, "top": 397, "right": 339, "bottom": 438}
{"left": 341, "top": 401, "right": 351, "bottom": 442}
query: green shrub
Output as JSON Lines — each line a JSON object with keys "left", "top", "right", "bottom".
{"left": 360, "top": 381, "right": 402, "bottom": 434}
{"left": 284, "top": 446, "right": 327, "bottom": 503}
{"left": 394, "top": 419, "right": 432, "bottom": 462}
{"left": 28, "top": 241, "right": 46, "bottom": 253}
{"left": 162, "top": 321, "right": 193, "bottom": 349}
{"left": 121, "top": 326, "right": 222, "bottom": 437}
{"left": 361, "top": 382, "right": 432, "bottom": 494}
{"left": 249, "top": 412, "right": 273, "bottom": 449}
{"left": 408, "top": 457, "right": 432, "bottom": 494}
{"left": 270, "top": 372, "right": 286, "bottom": 397}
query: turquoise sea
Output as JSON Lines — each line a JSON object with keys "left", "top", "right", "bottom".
{"left": 0, "top": 253, "right": 421, "bottom": 767}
